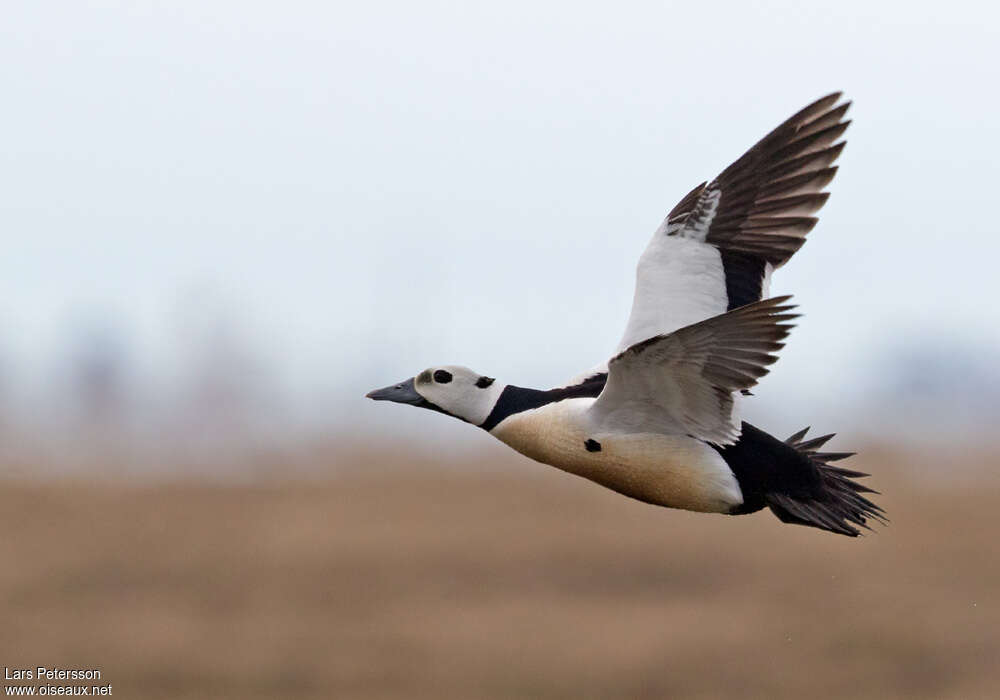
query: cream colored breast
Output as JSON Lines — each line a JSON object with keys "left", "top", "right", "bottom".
{"left": 490, "top": 399, "right": 743, "bottom": 513}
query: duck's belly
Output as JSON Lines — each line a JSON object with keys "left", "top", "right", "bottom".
{"left": 491, "top": 400, "right": 743, "bottom": 513}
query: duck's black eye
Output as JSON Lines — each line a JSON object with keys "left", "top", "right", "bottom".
{"left": 475, "top": 376, "right": 494, "bottom": 388}
{"left": 433, "top": 369, "right": 453, "bottom": 384}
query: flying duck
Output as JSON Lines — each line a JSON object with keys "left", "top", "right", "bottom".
{"left": 367, "top": 93, "right": 884, "bottom": 536}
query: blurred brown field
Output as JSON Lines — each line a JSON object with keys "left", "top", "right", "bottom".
{"left": 1, "top": 446, "right": 998, "bottom": 699}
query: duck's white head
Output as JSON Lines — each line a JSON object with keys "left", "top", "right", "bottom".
{"left": 366, "top": 365, "right": 504, "bottom": 426}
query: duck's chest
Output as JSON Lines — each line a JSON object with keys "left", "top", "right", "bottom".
{"left": 489, "top": 399, "right": 742, "bottom": 513}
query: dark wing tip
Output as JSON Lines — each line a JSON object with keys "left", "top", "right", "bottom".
{"left": 694, "top": 93, "right": 851, "bottom": 267}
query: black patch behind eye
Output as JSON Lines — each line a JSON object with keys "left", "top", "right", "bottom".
{"left": 433, "top": 369, "right": 453, "bottom": 384}
{"left": 475, "top": 376, "right": 495, "bottom": 388}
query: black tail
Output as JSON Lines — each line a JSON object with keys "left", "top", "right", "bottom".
{"left": 766, "top": 428, "right": 888, "bottom": 537}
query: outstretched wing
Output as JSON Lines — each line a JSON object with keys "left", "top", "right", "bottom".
{"left": 590, "top": 297, "right": 798, "bottom": 445}
{"left": 615, "top": 93, "right": 848, "bottom": 355}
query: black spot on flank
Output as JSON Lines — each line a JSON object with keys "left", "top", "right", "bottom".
{"left": 475, "top": 376, "right": 495, "bottom": 388}
{"left": 433, "top": 369, "right": 453, "bottom": 384}
{"left": 584, "top": 439, "right": 601, "bottom": 452}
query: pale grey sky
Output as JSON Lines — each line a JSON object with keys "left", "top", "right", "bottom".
{"left": 1, "top": 1, "right": 997, "bottom": 443}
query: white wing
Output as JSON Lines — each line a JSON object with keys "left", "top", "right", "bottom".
{"left": 589, "top": 297, "right": 798, "bottom": 445}
{"left": 615, "top": 93, "right": 849, "bottom": 355}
